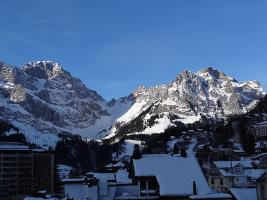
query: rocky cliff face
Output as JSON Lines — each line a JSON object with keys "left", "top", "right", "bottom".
{"left": 0, "top": 61, "right": 125, "bottom": 147}
{"left": 106, "top": 67, "right": 264, "bottom": 139}
{"left": 0, "top": 61, "right": 264, "bottom": 146}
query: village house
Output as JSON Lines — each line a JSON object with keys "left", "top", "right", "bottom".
{"left": 63, "top": 151, "right": 231, "bottom": 200}
{"left": 63, "top": 139, "right": 233, "bottom": 200}
{"left": 132, "top": 154, "right": 231, "bottom": 200}
{"left": 208, "top": 160, "right": 265, "bottom": 193}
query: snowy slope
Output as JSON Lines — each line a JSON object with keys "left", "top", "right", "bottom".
{"left": 0, "top": 61, "right": 133, "bottom": 146}
{"left": 0, "top": 61, "right": 264, "bottom": 146}
{"left": 105, "top": 67, "right": 265, "bottom": 139}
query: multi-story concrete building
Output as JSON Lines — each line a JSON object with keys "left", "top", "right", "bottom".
{"left": 0, "top": 143, "right": 33, "bottom": 199}
{"left": 0, "top": 143, "right": 55, "bottom": 199}
{"left": 31, "top": 146, "right": 55, "bottom": 194}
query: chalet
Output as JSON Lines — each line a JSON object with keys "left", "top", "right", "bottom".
{"left": 63, "top": 153, "right": 231, "bottom": 200}
{"left": 208, "top": 160, "right": 265, "bottom": 192}
{"left": 132, "top": 154, "right": 231, "bottom": 200}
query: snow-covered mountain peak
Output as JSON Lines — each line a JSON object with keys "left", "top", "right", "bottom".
{"left": 133, "top": 85, "right": 146, "bottom": 97}
{"left": 196, "top": 66, "right": 234, "bottom": 82}
{"left": 22, "top": 61, "right": 71, "bottom": 80}
{"left": 106, "top": 67, "right": 265, "bottom": 139}
{"left": 175, "top": 69, "right": 196, "bottom": 83}
{"left": 0, "top": 61, "right": 265, "bottom": 145}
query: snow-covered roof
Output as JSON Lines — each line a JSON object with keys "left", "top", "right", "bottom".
{"left": 229, "top": 188, "right": 256, "bottom": 200}
{"left": 190, "top": 192, "right": 232, "bottom": 199}
{"left": 133, "top": 154, "right": 211, "bottom": 197}
{"left": 30, "top": 146, "right": 47, "bottom": 152}
{"left": 214, "top": 160, "right": 253, "bottom": 169}
{"left": 0, "top": 143, "right": 30, "bottom": 151}
{"left": 248, "top": 169, "right": 266, "bottom": 180}
{"left": 218, "top": 168, "right": 265, "bottom": 179}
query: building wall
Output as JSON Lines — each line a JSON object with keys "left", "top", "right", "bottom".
{"left": 64, "top": 183, "right": 92, "bottom": 200}
{"left": 100, "top": 186, "right": 116, "bottom": 200}
{"left": 115, "top": 184, "right": 140, "bottom": 196}
{"left": 209, "top": 176, "right": 231, "bottom": 192}
{"left": 250, "top": 123, "right": 267, "bottom": 141}
{"left": 64, "top": 182, "right": 141, "bottom": 200}
{"left": 209, "top": 174, "right": 251, "bottom": 193}
{"left": 32, "top": 152, "right": 54, "bottom": 193}
{"left": 257, "top": 175, "right": 267, "bottom": 200}
{"left": 0, "top": 150, "right": 33, "bottom": 200}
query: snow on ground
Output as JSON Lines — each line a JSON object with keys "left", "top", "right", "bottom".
{"left": 71, "top": 99, "right": 133, "bottom": 139}
{"left": 106, "top": 99, "right": 133, "bottom": 120}
{"left": 12, "top": 121, "right": 59, "bottom": 150}
{"left": 161, "top": 98, "right": 176, "bottom": 106}
{"left": 70, "top": 115, "right": 114, "bottom": 139}
{"left": 174, "top": 114, "right": 202, "bottom": 124}
{"left": 117, "top": 100, "right": 148, "bottom": 123}
{"left": 57, "top": 164, "right": 73, "bottom": 180}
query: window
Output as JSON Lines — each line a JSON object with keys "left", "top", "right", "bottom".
{"left": 220, "top": 178, "right": 223, "bottom": 185}
{"left": 234, "top": 167, "right": 241, "bottom": 174}
{"left": 211, "top": 178, "right": 214, "bottom": 185}
{"left": 140, "top": 178, "right": 146, "bottom": 191}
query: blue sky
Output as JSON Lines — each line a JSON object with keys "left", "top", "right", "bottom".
{"left": 0, "top": 0, "right": 267, "bottom": 99}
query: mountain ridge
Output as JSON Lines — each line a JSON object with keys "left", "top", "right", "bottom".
{"left": 0, "top": 60, "right": 265, "bottom": 147}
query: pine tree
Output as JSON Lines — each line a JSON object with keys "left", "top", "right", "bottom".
{"left": 181, "top": 147, "right": 187, "bottom": 157}
{"left": 132, "top": 144, "right": 142, "bottom": 159}
{"left": 172, "top": 143, "right": 179, "bottom": 154}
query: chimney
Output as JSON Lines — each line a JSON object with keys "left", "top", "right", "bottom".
{"left": 193, "top": 181, "right": 197, "bottom": 195}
